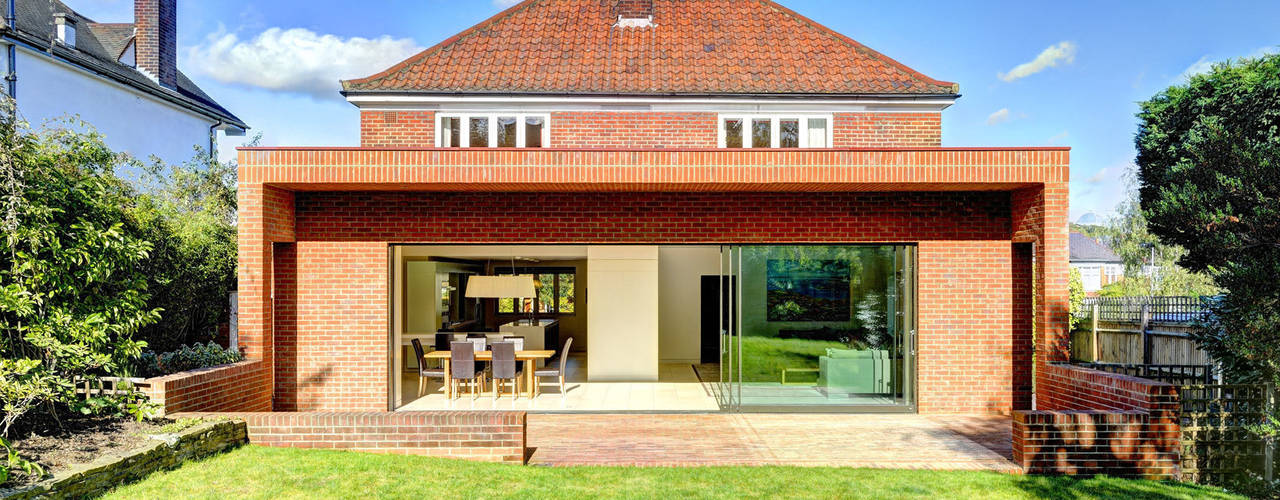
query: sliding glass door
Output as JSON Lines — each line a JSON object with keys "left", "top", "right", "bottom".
{"left": 718, "top": 245, "right": 916, "bottom": 411}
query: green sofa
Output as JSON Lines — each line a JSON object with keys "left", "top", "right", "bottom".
{"left": 818, "top": 349, "right": 891, "bottom": 394}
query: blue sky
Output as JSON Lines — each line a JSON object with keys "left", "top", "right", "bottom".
{"left": 72, "top": 0, "right": 1280, "bottom": 220}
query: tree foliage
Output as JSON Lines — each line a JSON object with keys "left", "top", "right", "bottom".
{"left": 129, "top": 149, "right": 239, "bottom": 353}
{"left": 1135, "top": 53, "right": 1280, "bottom": 383}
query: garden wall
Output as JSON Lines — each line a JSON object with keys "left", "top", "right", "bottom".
{"left": 140, "top": 360, "right": 271, "bottom": 416}
{"left": 1014, "top": 364, "right": 1180, "bottom": 478}
{"left": 172, "top": 411, "right": 527, "bottom": 464}
{"left": 0, "top": 420, "right": 246, "bottom": 499}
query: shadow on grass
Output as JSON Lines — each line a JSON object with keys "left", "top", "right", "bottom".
{"left": 1013, "top": 474, "right": 1236, "bottom": 500}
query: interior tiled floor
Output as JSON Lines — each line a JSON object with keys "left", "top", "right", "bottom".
{"left": 526, "top": 413, "right": 1019, "bottom": 471}
{"left": 397, "top": 354, "right": 720, "bottom": 412}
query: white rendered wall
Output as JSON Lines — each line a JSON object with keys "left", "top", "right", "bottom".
{"left": 587, "top": 246, "right": 659, "bottom": 381}
{"left": 658, "top": 246, "right": 721, "bottom": 363}
{"left": 13, "top": 47, "right": 216, "bottom": 166}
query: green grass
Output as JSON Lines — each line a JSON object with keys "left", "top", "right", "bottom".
{"left": 738, "top": 336, "right": 847, "bottom": 383}
{"left": 103, "top": 445, "right": 1240, "bottom": 500}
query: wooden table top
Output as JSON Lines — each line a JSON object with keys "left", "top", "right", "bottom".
{"left": 424, "top": 350, "right": 555, "bottom": 360}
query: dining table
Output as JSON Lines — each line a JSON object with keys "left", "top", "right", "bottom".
{"left": 423, "top": 349, "right": 556, "bottom": 399}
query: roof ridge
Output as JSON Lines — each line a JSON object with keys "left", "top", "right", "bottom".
{"left": 753, "top": 0, "right": 957, "bottom": 92}
{"left": 341, "top": 0, "right": 541, "bottom": 91}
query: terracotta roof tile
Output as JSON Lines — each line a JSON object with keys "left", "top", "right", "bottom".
{"left": 343, "top": 0, "right": 956, "bottom": 96}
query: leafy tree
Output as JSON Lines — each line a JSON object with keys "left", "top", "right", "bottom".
{"left": 129, "top": 148, "right": 239, "bottom": 353}
{"left": 1135, "top": 53, "right": 1280, "bottom": 383}
{"left": 0, "top": 109, "right": 158, "bottom": 435}
{"left": 1068, "top": 267, "right": 1084, "bottom": 331}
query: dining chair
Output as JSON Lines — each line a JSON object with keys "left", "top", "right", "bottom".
{"left": 450, "top": 341, "right": 485, "bottom": 400}
{"left": 502, "top": 335, "right": 525, "bottom": 352}
{"left": 534, "top": 337, "right": 573, "bottom": 398}
{"left": 410, "top": 339, "right": 446, "bottom": 397}
{"left": 489, "top": 341, "right": 521, "bottom": 400}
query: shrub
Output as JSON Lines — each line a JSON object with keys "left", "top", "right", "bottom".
{"left": 136, "top": 342, "right": 244, "bottom": 378}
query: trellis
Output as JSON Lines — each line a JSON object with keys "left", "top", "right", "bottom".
{"left": 1179, "top": 383, "right": 1276, "bottom": 485}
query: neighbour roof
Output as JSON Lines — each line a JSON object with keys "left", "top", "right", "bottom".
{"left": 8, "top": 0, "right": 245, "bottom": 128}
{"left": 1070, "top": 232, "right": 1123, "bottom": 263}
{"left": 343, "top": 0, "right": 958, "bottom": 96}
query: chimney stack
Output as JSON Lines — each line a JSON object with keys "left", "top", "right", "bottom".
{"left": 615, "top": 0, "right": 654, "bottom": 27}
{"left": 134, "top": 0, "right": 177, "bottom": 89}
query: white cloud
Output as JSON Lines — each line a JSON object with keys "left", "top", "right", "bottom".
{"left": 998, "top": 41, "right": 1077, "bottom": 82}
{"left": 1045, "top": 131, "right": 1069, "bottom": 145}
{"left": 186, "top": 27, "right": 424, "bottom": 99}
{"left": 986, "top": 108, "right": 1011, "bottom": 126}
{"left": 493, "top": 0, "right": 522, "bottom": 7}
{"left": 1177, "top": 46, "right": 1278, "bottom": 82}
{"left": 1084, "top": 168, "right": 1109, "bottom": 184}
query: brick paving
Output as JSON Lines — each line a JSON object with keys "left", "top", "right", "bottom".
{"left": 527, "top": 413, "right": 1019, "bottom": 472}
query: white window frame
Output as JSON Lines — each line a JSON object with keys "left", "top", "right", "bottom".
{"left": 435, "top": 113, "right": 551, "bottom": 148}
{"left": 716, "top": 113, "right": 834, "bottom": 148}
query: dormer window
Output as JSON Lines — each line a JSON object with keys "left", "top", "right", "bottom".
{"left": 54, "top": 14, "right": 77, "bottom": 47}
{"left": 719, "top": 114, "right": 832, "bottom": 148}
{"left": 438, "top": 113, "right": 549, "bottom": 148}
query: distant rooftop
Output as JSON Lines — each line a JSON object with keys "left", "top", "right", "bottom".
{"left": 1069, "top": 232, "right": 1122, "bottom": 263}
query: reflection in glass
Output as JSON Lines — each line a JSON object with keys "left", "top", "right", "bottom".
{"left": 440, "top": 117, "right": 461, "bottom": 147}
{"left": 724, "top": 119, "right": 743, "bottom": 148}
{"left": 525, "top": 117, "right": 544, "bottom": 148}
{"left": 723, "top": 245, "right": 914, "bottom": 409}
{"left": 469, "top": 117, "right": 489, "bottom": 147}
{"left": 779, "top": 119, "right": 799, "bottom": 148}
{"left": 497, "top": 116, "right": 517, "bottom": 147}
{"left": 752, "top": 119, "right": 771, "bottom": 148}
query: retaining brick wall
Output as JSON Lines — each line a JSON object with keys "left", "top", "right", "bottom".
{"left": 173, "top": 411, "right": 527, "bottom": 464}
{"left": 1013, "top": 364, "right": 1180, "bottom": 478}
{"left": 141, "top": 360, "right": 272, "bottom": 416}
{"left": 357, "top": 111, "right": 943, "bottom": 149}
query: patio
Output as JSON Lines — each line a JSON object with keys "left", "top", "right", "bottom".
{"left": 527, "top": 413, "right": 1018, "bottom": 471}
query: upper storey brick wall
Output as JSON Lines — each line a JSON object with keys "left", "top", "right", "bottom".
{"left": 359, "top": 110, "right": 941, "bottom": 148}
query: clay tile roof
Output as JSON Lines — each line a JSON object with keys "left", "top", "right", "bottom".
{"left": 343, "top": 0, "right": 957, "bottom": 96}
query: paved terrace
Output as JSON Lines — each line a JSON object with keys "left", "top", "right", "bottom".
{"left": 527, "top": 413, "right": 1018, "bottom": 472}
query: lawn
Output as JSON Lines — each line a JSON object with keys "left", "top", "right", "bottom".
{"left": 738, "top": 336, "right": 847, "bottom": 383}
{"left": 103, "top": 445, "right": 1240, "bottom": 500}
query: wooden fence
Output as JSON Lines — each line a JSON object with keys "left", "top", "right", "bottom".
{"left": 1074, "top": 296, "right": 1212, "bottom": 323}
{"left": 1071, "top": 298, "right": 1211, "bottom": 365}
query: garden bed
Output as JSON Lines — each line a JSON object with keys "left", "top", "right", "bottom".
{"left": 1, "top": 418, "right": 246, "bottom": 498}
{"left": 4, "top": 416, "right": 175, "bottom": 488}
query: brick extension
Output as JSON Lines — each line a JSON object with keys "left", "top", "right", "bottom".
{"left": 1013, "top": 364, "right": 1180, "bottom": 478}
{"left": 172, "top": 411, "right": 527, "bottom": 464}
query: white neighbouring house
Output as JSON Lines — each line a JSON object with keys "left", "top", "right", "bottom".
{"left": 0, "top": 0, "right": 244, "bottom": 165}
{"left": 1069, "top": 231, "right": 1125, "bottom": 294}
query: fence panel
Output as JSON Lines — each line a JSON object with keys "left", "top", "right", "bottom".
{"left": 1179, "top": 383, "right": 1275, "bottom": 485}
{"left": 1076, "top": 296, "right": 1211, "bottom": 323}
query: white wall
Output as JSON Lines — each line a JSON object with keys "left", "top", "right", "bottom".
{"left": 658, "top": 246, "right": 721, "bottom": 363}
{"left": 13, "top": 47, "right": 217, "bottom": 166}
{"left": 587, "top": 246, "right": 659, "bottom": 381}
{"left": 1072, "top": 262, "right": 1125, "bottom": 293}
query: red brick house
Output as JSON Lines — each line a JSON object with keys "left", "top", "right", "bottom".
{"left": 188, "top": 0, "right": 1176, "bottom": 476}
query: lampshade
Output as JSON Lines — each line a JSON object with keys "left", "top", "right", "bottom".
{"left": 464, "top": 275, "right": 536, "bottom": 298}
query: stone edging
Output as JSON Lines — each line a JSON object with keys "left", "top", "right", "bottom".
{"left": 0, "top": 420, "right": 247, "bottom": 499}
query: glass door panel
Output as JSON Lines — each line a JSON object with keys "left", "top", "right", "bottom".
{"left": 720, "top": 245, "right": 916, "bottom": 411}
